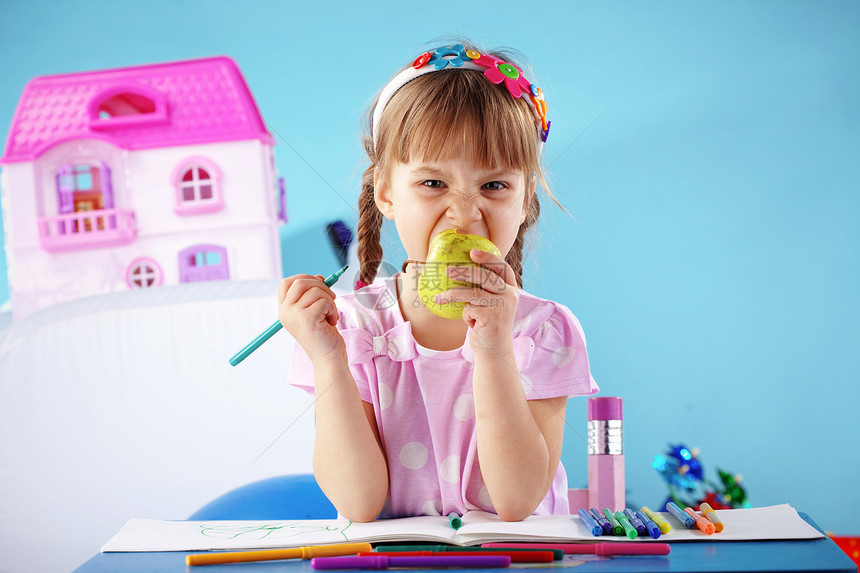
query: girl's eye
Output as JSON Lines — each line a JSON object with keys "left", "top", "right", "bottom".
{"left": 482, "top": 181, "right": 507, "bottom": 192}
{"left": 421, "top": 180, "right": 445, "bottom": 189}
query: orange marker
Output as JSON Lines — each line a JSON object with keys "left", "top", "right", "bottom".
{"left": 699, "top": 503, "right": 725, "bottom": 532}
{"left": 186, "top": 542, "right": 373, "bottom": 566}
{"left": 684, "top": 507, "right": 716, "bottom": 535}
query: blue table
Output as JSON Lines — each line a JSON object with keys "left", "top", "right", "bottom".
{"left": 73, "top": 513, "right": 857, "bottom": 573}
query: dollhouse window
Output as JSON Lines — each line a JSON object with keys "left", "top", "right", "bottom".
{"left": 126, "top": 258, "right": 163, "bottom": 289}
{"left": 55, "top": 162, "right": 114, "bottom": 215}
{"left": 178, "top": 245, "right": 230, "bottom": 283}
{"left": 72, "top": 165, "right": 93, "bottom": 190}
{"left": 41, "top": 162, "right": 132, "bottom": 251}
{"left": 172, "top": 157, "right": 224, "bottom": 215}
{"left": 97, "top": 93, "right": 156, "bottom": 118}
{"left": 88, "top": 84, "right": 168, "bottom": 129}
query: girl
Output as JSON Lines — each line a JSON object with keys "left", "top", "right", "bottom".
{"left": 280, "top": 42, "right": 598, "bottom": 523}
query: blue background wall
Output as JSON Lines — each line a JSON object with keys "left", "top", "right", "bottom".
{"left": 1, "top": 1, "right": 858, "bottom": 532}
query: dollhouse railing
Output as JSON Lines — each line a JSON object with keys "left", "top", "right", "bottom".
{"left": 37, "top": 209, "right": 137, "bottom": 252}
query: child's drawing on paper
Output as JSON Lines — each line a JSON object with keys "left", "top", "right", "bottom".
{"left": 198, "top": 521, "right": 353, "bottom": 542}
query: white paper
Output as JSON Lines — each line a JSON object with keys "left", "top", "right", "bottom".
{"left": 101, "top": 504, "right": 825, "bottom": 553}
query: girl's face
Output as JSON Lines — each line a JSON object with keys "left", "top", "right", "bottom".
{"left": 375, "top": 157, "right": 534, "bottom": 264}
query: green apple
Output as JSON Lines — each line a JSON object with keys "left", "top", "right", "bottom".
{"left": 417, "top": 229, "right": 502, "bottom": 319}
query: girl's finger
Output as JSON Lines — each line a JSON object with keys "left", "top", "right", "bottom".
{"left": 435, "top": 287, "right": 493, "bottom": 307}
{"left": 296, "top": 285, "right": 337, "bottom": 312}
{"left": 277, "top": 275, "right": 301, "bottom": 304}
{"left": 307, "top": 296, "right": 338, "bottom": 326}
{"left": 469, "top": 249, "right": 517, "bottom": 286}
{"left": 446, "top": 264, "right": 509, "bottom": 295}
{"left": 283, "top": 275, "right": 337, "bottom": 306}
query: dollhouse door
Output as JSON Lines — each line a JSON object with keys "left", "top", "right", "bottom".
{"left": 178, "top": 245, "right": 230, "bottom": 283}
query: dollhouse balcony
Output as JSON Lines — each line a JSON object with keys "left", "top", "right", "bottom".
{"left": 37, "top": 209, "right": 137, "bottom": 252}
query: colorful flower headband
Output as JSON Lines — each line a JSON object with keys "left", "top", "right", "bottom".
{"left": 371, "top": 44, "right": 550, "bottom": 148}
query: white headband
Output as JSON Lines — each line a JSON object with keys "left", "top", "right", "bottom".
{"left": 371, "top": 44, "right": 550, "bottom": 149}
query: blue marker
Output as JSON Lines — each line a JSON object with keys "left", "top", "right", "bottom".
{"left": 635, "top": 510, "right": 662, "bottom": 539}
{"left": 666, "top": 501, "right": 695, "bottom": 527}
{"left": 624, "top": 508, "right": 647, "bottom": 536}
{"left": 589, "top": 508, "right": 613, "bottom": 535}
{"left": 577, "top": 508, "right": 602, "bottom": 537}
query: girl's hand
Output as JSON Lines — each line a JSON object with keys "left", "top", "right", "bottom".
{"left": 437, "top": 249, "right": 520, "bottom": 357}
{"left": 278, "top": 274, "right": 346, "bottom": 365}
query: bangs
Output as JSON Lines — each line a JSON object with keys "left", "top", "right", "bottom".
{"left": 375, "top": 70, "right": 540, "bottom": 174}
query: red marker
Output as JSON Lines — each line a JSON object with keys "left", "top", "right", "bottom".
{"left": 482, "top": 542, "right": 670, "bottom": 556}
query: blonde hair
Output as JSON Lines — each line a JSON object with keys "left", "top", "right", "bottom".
{"left": 357, "top": 47, "right": 561, "bottom": 289}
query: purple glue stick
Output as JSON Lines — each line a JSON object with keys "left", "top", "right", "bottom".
{"left": 587, "top": 397, "right": 625, "bottom": 512}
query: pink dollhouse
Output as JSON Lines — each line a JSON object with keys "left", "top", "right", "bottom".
{"left": 0, "top": 56, "right": 284, "bottom": 320}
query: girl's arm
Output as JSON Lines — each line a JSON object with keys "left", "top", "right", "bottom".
{"left": 278, "top": 275, "right": 389, "bottom": 521}
{"left": 472, "top": 352, "right": 567, "bottom": 521}
{"left": 447, "top": 251, "right": 566, "bottom": 521}
{"left": 310, "top": 358, "right": 389, "bottom": 522}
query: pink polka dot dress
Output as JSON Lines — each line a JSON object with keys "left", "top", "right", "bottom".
{"left": 288, "top": 276, "right": 598, "bottom": 518}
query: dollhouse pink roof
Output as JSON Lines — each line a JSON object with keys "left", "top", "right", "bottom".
{"left": 1, "top": 56, "right": 273, "bottom": 164}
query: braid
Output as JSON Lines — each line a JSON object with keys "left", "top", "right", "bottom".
{"left": 505, "top": 192, "right": 541, "bottom": 289}
{"left": 356, "top": 163, "right": 385, "bottom": 287}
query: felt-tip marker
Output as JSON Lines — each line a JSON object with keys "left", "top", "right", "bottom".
{"left": 614, "top": 510, "right": 638, "bottom": 539}
{"left": 623, "top": 508, "right": 647, "bottom": 536}
{"left": 311, "top": 555, "right": 510, "bottom": 569}
{"left": 577, "top": 508, "right": 603, "bottom": 536}
{"left": 699, "top": 502, "right": 725, "bottom": 532}
{"left": 361, "top": 551, "right": 553, "bottom": 564}
{"left": 641, "top": 506, "right": 672, "bottom": 534}
{"left": 186, "top": 542, "right": 372, "bottom": 566}
{"left": 229, "top": 266, "right": 348, "bottom": 366}
{"left": 482, "top": 542, "right": 671, "bottom": 556}
{"left": 635, "top": 509, "right": 662, "bottom": 539}
{"left": 375, "top": 546, "right": 563, "bottom": 560}
{"left": 666, "top": 501, "right": 695, "bottom": 528}
{"left": 685, "top": 507, "right": 716, "bottom": 534}
{"left": 602, "top": 508, "right": 624, "bottom": 535}
{"left": 589, "top": 508, "right": 613, "bottom": 534}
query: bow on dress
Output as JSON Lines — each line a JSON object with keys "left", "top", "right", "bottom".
{"left": 341, "top": 322, "right": 536, "bottom": 369}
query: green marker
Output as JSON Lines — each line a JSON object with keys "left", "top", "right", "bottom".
{"left": 615, "top": 510, "right": 638, "bottom": 539}
{"left": 374, "top": 546, "right": 562, "bottom": 560}
{"left": 602, "top": 508, "right": 623, "bottom": 536}
{"left": 448, "top": 512, "right": 462, "bottom": 529}
{"left": 229, "top": 265, "right": 348, "bottom": 366}
{"left": 375, "top": 545, "right": 454, "bottom": 552}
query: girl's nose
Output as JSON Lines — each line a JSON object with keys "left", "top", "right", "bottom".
{"left": 446, "top": 193, "right": 481, "bottom": 228}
